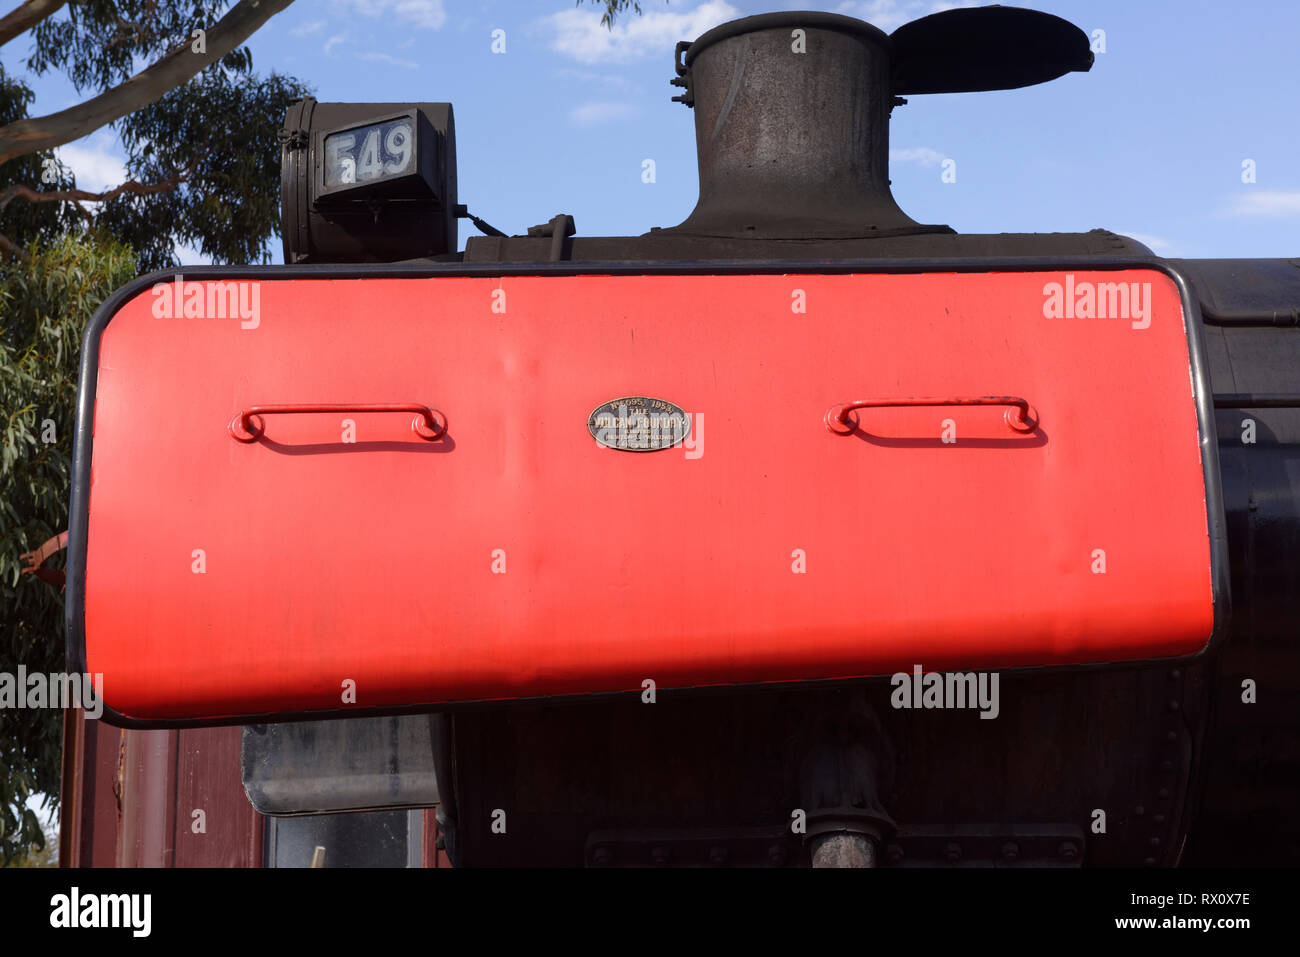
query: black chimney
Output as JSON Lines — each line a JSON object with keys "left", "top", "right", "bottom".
{"left": 663, "top": 9, "right": 1093, "bottom": 241}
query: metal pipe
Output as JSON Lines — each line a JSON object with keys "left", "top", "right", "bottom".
{"left": 810, "top": 832, "right": 878, "bottom": 868}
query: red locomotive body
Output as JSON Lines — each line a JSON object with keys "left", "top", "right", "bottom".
{"left": 80, "top": 270, "right": 1216, "bottom": 724}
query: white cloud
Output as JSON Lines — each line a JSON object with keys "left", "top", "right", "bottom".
{"left": 570, "top": 101, "right": 639, "bottom": 126}
{"left": 1228, "top": 190, "right": 1300, "bottom": 218}
{"left": 834, "top": 0, "right": 979, "bottom": 33}
{"left": 890, "top": 146, "right": 948, "bottom": 167}
{"left": 291, "top": 20, "right": 327, "bottom": 37}
{"left": 57, "top": 133, "right": 127, "bottom": 194}
{"left": 543, "top": 0, "right": 738, "bottom": 65}
{"left": 324, "top": 34, "right": 347, "bottom": 55}
{"left": 337, "top": 0, "right": 447, "bottom": 30}
{"left": 357, "top": 51, "right": 420, "bottom": 69}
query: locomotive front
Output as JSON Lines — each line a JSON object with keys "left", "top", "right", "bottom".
{"left": 66, "top": 8, "right": 1300, "bottom": 867}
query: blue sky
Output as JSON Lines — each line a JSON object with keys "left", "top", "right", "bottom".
{"left": 3, "top": 0, "right": 1299, "bottom": 262}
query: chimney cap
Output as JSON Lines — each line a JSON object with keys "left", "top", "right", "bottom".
{"left": 681, "top": 12, "right": 888, "bottom": 69}
{"left": 678, "top": 6, "right": 1093, "bottom": 96}
{"left": 892, "top": 6, "right": 1094, "bottom": 94}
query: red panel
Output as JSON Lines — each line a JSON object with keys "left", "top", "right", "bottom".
{"left": 82, "top": 270, "right": 1214, "bottom": 722}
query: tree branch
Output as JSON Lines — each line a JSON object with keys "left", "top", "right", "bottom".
{"left": 0, "top": 0, "right": 66, "bottom": 49}
{"left": 0, "top": 0, "right": 295, "bottom": 165}
{"left": 0, "top": 149, "right": 210, "bottom": 260}
{"left": 0, "top": 144, "right": 210, "bottom": 220}
{"left": 0, "top": 170, "right": 192, "bottom": 211}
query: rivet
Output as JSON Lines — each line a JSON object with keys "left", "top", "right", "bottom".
{"left": 1058, "top": 841, "right": 1078, "bottom": 860}
{"left": 1001, "top": 841, "right": 1019, "bottom": 862}
{"left": 650, "top": 846, "right": 670, "bottom": 866}
{"left": 945, "top": 842, "right": 961, "bottom": 863}
{"left": 708, "top": 846, "right": 728, "bottom": 866}
{"left": 592, "top": 847, "right": 613, "bottom": 867}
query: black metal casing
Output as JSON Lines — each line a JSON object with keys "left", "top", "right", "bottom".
{"left": 280, "top": 98, "right": 457, "bottom": 263}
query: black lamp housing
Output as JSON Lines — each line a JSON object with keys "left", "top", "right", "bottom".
{"left": 280, "top": 98, "right": 457, "bottom": 263}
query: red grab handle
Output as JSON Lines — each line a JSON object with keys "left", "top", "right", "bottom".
{"left": 825, "top": 396, "right": 1038, "bottom": 435}
{"left": 230, "top": 403, "right": 446, "bottom": 442}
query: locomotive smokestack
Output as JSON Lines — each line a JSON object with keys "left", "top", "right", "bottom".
{"left": 665, "top": 13, "right": 942, "bottom": 240}
{"left": 663, "top": 9, "right": 1094, "bottom": 240}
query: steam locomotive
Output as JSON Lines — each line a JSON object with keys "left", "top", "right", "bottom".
{"left": 64, "top": 8, "right": 1300, "bottom": 867}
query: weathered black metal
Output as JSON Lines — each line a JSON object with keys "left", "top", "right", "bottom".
{"left": 462, "top": 226, "right": 1153, "bottom": 262}
{"left": 655, "top": 9, "right": 1090, "bottom": 242}
{"left": 525, "top": 213, "right": 576, "bottom": 261}
{"left": 797, "top": 692, "right": 895, "bottom": 868}
{"left": 241, "top": 716, "right": 440, "bottom": 816}
{"left": 664, "top": 13, "right": 947, "bottom": 240}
